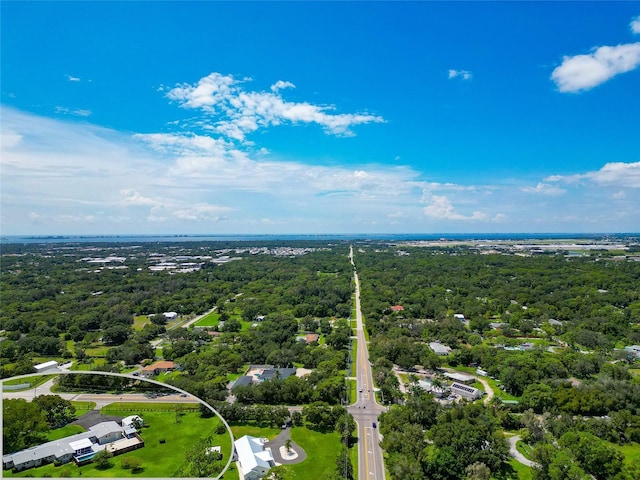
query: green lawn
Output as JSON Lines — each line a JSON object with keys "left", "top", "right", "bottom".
{"left": 227, "top": 423, "right": 348, "bottom": 477}
{"left": 45, "top": 424, "right": 85, "bottom": 441}
{"left": 348, "top": 379, "right": 357, "bottom": 404}
{"left": 505, "top": 458, "right": 533, "bottom": 480}
{"left": 5, "top": 403, "right": 232, "bottom": 478}
{"left": 70, "top": 358, "right": 106, "bottom": 371}
{"left": 288, "top": 427, "right": 343, "bottom": 477}
{"left": 612, "top": 441, "right": 640, "bottom": 467}
{"left": 230, "top": 424, "right": 281, "bottom": 439}
{"left": 133, "top": 315, "right": 150, "bottom": 331}
{"left": 71, "top": 401, "right": 97, "bottom": 416}
{"left": 2, "top": 374, "right": 54, "bottom": 390}
{"left": 84, "top": 346, "right": 109, "bottom": 357}
{"left": 194, "top": 311, "right": 220, "bottom": 327}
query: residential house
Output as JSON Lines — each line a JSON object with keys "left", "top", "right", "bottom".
{"left": 163, "top": 312, "right": 178, "bottom": 321}
{"left": 141, "top": 360, "right": 176, "bottom": 377}
{"left": 234, "top": 435, "right": 275, "bottom": 480}
{"left": 390, "top": 305, "right": 404, "bottom": 312}
{"left": 3, "top": 420, "right": 144, "bottom": 472}
{"left": 259, "top": 368, "right": 297, "bottom": 382}
{"left": 232, "top": 376, "right": 254, "bottom": 390}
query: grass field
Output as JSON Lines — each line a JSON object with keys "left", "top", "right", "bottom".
{"left": 45, "top": 424, "right": 85, "bottom": 441}
{"left": 5, "top": 403, "right": 232, "bottom": 478}
{"left": 71, "top": 401, "right": 97, "bottom": 415}
{"left": 289, "top": 427, "right": 343, "bottom": 477}
{"left": 227, "top": 424, "right": 345, "bottom": 477}
{"left": 505, "top": 458, "right": 533, "bottom": 480}
{"left": 194, "top": 311, "right": 220, "bottom": 327}
{"left": 2, "top": 374, "right": 54, "bottom": 390}
{"left": 133, "top": 315, "right": 150, "bottom": 331}
{"left": 348, "top": 378, "right": 357, "bottom": 404}
{"left": 612, "top": 441, "right": 640, "bottom": 466}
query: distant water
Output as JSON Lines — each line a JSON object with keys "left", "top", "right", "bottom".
{"left": 1, "top": 233, "right": 633, "bottom": 244}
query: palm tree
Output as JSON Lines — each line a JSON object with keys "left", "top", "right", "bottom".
{"left": 285, "top": 439, "right": 292, "bottom": 454}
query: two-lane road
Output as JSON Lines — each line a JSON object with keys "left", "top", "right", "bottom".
{"left": 347, "top": 246, "right": 386, "bottom": 480}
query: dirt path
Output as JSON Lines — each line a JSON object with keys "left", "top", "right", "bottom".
{"left": 476, "top": 376, "right": 495, "bottom": 405}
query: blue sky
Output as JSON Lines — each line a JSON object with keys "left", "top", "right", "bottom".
{"left": 1, "top": 1, "right": 639, "bottom": 235}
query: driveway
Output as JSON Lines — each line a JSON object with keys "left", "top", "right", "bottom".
{"left": 71, "top": 410, "right": 124, "bottom": 430}
{"left": 507, "top": 435, "right": 539, "bottom": 468}
{"left": 265, "top": 427, "right": 306, "bottom": 465}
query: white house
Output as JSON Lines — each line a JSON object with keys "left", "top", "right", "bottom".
{"left": 163, "top": 312, "right": 178, "bottom": 321}
{"left": 453, "top": 313, "right": 465, "bottom": 322}
{"left": 3, "top": 420, "right": 144, "bottom": 472}
{"left": 234, "top": 435, "right": 275, "bottom": 480}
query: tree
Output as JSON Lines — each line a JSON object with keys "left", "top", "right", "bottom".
{"left": 285, "top": 438, "right": 292, "bottom": 453}
{"left": 183, "top": 439, "right": 221, "bottom": 477}
{"left": 3, "top": 399, "right": 50, "bottom": 453}
{"left": 34, "top": 394, "right": 76, "bottom": 428}
{"left": 466, "top": 462, "right": 491, "bottom": 480}
{"left": 93, "top": 450, "right": 113, "bottom": 469}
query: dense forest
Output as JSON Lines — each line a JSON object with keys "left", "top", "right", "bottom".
{"left": 354, "top": 244, "right": 640, "bottom": 480}
{"left": 2, "top": 239, "right": 640, "bottom": 479}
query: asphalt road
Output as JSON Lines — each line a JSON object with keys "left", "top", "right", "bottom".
{"left": 2, "top": 378, "right": 198, "bottom": 408}
{"left": 346, "top": 246, "right": 386, "bottom": 480}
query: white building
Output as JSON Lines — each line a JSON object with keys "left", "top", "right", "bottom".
{"left": 33, "top": 360, "right": 58, "bottom": 373}
{"left": 3, "top": 420, "right": 143, "bottom": 472}
{"left": 625, "top": 345, "right": 640, "bottom": 358}
{"left": 451, "top": 382, "right": 484, "bottom": 400}
{"left": 234, "top": 435, "right": 275, "bottom": 480}
{"left": 444, "top": 372, "right": 476, "bottom": 384}
{"left": 429, "top": 342, "right": 451, "bottom": 356}
{"left": 163, "top": 312, "right": 178, "bottom": 320}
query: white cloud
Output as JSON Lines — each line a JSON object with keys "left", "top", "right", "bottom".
{"left": 448, "top": 69, "right": 472, "bottom": 80}
{"left": 171, "top": 203, "right": 231, "bottom": 221}
{"left": 55, "top": 106, "right": 92, "bottom": 117}
{"left": 422, "top": 191, "right": 487, "bottom": 221}
{"left": 551, "top": 43, "right": 640, "bottom": 92}
{"left": 3, "top": 106, "right": 638, "bottom": 235}
{"left": 546, "top": 161, "right": 640, "bottom": 188}
{"left": 521, "top": 182, "right": 566, "bottom": 195}
{"left": 271, "top": 80, "right": 295, "bottom": 92}
{"left": 120, "top": 189, "right": 161, "bottom": 207}
{"left": 66, "top": 75, "right": 80, "bottom": 82}
{"left": 631, "top": 16, "right": 640, "bottom": 34}
{"left": 165, "top": 72, "right": 384, "bottom": 140}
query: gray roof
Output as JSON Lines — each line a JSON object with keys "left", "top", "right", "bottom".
{"left": 4, "top": 421, "right": 124, "bottom": 467}
{"left": 260, "top": 368, "right": 296, "bottom": 381}
{"left": 232, "top": 376, "right": 253, "bottom": 389}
